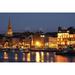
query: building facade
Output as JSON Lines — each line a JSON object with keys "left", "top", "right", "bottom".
{"left": 57, "top": 27, "right": 75, "bottom": 49}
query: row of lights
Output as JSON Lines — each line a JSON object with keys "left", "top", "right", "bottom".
{"left": 3, "top": 51, "right": 51, "bottom": 62}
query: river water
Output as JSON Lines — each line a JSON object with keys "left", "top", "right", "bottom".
{"left": 0, "top": 51, "right": 75, "bottom": 62}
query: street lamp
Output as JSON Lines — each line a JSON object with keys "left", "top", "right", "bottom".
{"left": 35, "top": 41, "right": 41, "bottom": 48}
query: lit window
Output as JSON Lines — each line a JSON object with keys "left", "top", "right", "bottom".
{"left": 70, "top": 35, "right": 73, "bottom": 38}
{"left": 40, "top": 35, "right": 45, "bottom": 37}
{"left": 45, "top": 43, "right": 48, "bottom": 47}
{"left": 61, "top": 42, "right": 65, "bottom": 45}
{"left": 67, "top": 42, "right": 70, "bottom": 45}
{"left": 58, "top": 33, "right": 62, "bottom": 38}
{"left": 67, "top": 31, "right": 69, "bottom": 33}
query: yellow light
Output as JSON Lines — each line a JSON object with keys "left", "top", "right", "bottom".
{"left": 4, "top": 52, "right": 8, "bottom": 60}
{"left": 70, "top": 35, "right": 73, "bottom": 38}
{"left": 40, "top": 35, "right": 45, "bottom": 37}
{"left": 15, "top": 53, "right": 18, "bottom": 61}
{"left": 22, "top": 53, "right": 25, "bottom": 61}
{"left": 35, "top": 41, "right": 41, "bottom": 47}
{"left": 36, "top": 52, "right": 40, "bottom": 62}
{"left": 41, "top": 52, "right": 44, "bottom": 62}
{"left": 27, "top": 53, "right": 30, "bottom": 62}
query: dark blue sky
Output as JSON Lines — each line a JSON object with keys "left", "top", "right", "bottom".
{"left": 0, "top": 13, "right": 75, "bottom": 33}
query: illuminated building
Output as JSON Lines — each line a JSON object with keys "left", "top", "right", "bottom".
{"left": 31, "top": 32, "right": 45, "bottom": 49}
{"left": 45, "top": 32, "right": 57, "bottom": 49}
{"left": 48, "top": 36, "right": 58, "bottom": 48}
{"left": 57, "top": 27, "right": 75, "bottom": 49}
{"left": 6, "top": 17, "right": 13, "bottom": 37}
{"left": 69, "top": 34, "right": 75, "bottom": 47}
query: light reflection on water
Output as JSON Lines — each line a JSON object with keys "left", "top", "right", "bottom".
{"left": 4, "top": 52, "right": 8, "bottom": 60}
{"left": 15, "top": 53, "right": 18, "bottom": 61}
{"left": 46, "top": 52, "right": 50, "bottom": 62}
{"left": 36, "top": 52, "right": 40, "bottom": 62}
{"left": 55, "top": 55, "right": 68, "bottom": 62}
{"left": 1, "top": 51, "right": 75, "bottom": 62}
{"left": 22, "top": 53, "right": 25, "bottom": 61}
{"left": 27, "top": 53, "right": 30, "bottom": 62}
{"left": 41, "top": 52, "right": 44, "bottom": 62}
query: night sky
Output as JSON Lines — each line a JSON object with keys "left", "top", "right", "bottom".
{"left": 0, "top": 13, "right": 75, "bottom": 33}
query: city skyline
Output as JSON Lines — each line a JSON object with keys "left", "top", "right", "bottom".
{"left": 0, "top": 13, "right": 75, "bottom": 33}
{"left": 0, "top": 13, "right": 75, "bottom": 62}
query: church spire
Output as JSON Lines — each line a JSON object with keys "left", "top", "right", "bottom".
{"left": 6, "top": 16, "right": 13, "bottom": 37}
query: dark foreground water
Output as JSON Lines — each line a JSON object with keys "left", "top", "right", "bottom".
{"left": 0, "top": 50, "right": 75, "bottom": 62}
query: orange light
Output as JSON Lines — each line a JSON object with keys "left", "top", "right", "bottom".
{"left": 4, "top": 52, "right": 8, "bottom": 60}
{"left": 35, "top": 41, "right": 41, "bottom": 47}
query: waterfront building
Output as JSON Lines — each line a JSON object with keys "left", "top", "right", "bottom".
{"left": 48, "top": 36, "right": 58, "bottom": 48}
{"left": 57, "top": 27, "right": 75, "bottom": 49}
{"left": 57, "top": 27, "right": 70, "bottom": 49}
{"left": 31, "top": 32, "right": 45, "bottom": 49}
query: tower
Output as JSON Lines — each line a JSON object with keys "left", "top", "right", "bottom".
{"left": 6, "top": 17, "right": 13, "bottom": 37}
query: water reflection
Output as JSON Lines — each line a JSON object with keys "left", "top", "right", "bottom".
{"left": 4, "top": 52, "right": 8, "bottom": 60}
{"left": 15, "top": 53, "right": 18, "bottom": 61}
{"left": 55, "top": 55, "right": 68, "bottom": 62}
{"left": 27, "top": 53, "right": 30, "bottom": 62}
{"left": 41, "top": 52, "right": 44, "bottom": 62}
{"left": 1, "top": 51, "right": 75, "bottom": 62}
{"left": 36, "top": 52, "right": 40, "bottom": 62}
{"left": 22, "top": 53, "right": 25, "bottom": 61}
{"left": 47, "top": 52, "right": 50, "bottom": 62}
